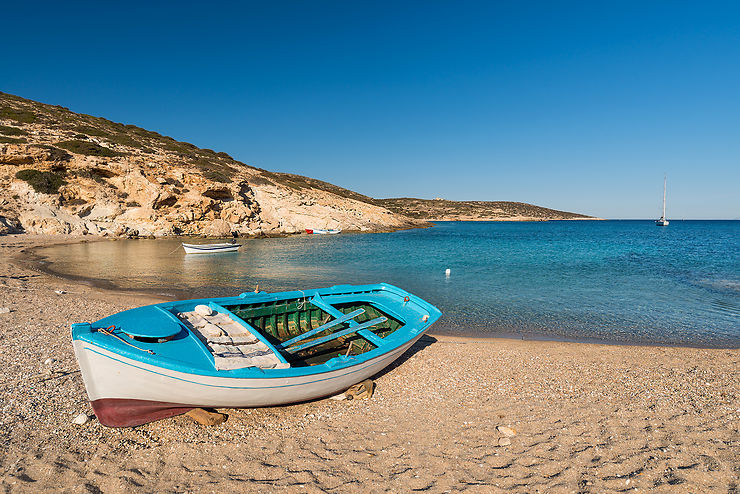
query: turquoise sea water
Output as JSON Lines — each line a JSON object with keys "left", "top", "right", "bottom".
{"left": 37, "top": 220, "right": 739, "bottom": 347}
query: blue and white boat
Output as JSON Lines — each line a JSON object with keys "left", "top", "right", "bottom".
{"left": 182, "top": 242, "right": 240, "bottom": 254}
{"left": 71, "top": 284, "right": 441, "bottom": 427}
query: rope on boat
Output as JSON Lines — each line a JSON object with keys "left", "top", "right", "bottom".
{"left": 97, "top": 325, "right": 155, "bottom": 355}
{"left": 297, "top": 289, "right": 307, "bottom": 309}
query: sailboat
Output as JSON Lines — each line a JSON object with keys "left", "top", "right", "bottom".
{"left": 656, "top": 176, "right": 669, "bottom": 226}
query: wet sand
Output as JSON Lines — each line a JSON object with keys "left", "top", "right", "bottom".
{"left": 0, "top": 234, "right": 738, "bottom": 493}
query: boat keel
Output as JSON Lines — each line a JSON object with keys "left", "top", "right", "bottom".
{"left": 91, "top": 398, "right": 196, "bottom": 427}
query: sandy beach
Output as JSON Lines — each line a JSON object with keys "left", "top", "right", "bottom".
{"left": 0, "top": 235, "right": 738, "bottom": 493}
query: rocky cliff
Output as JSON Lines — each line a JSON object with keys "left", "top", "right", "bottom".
{"left": 0, "top": 92, "right": 421, "bottom": 236}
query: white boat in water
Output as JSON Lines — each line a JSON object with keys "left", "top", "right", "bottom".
{"left": 182, "top": 242, "right": 240, "bottom": 254}
{"left": 656, "top": 176, "right": 669, "bottom": 226}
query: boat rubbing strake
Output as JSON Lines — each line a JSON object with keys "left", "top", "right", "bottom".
{"left": 71, "top": 283, "right": 441, "bottom": 427}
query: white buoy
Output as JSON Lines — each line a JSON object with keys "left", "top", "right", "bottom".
{"left": 445, "top": 268, "right": 451, "bottom": 277}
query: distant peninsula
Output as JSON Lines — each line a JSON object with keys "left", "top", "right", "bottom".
{"left": 0, "top": 92, "right": 594, "bottom": 237}
{"left": 374, "top": 198, "right": 596, "bottom": 222}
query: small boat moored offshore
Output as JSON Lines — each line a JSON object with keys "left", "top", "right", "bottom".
{"left": 182, "top": 242, "right": 240, "bottom": 254}
{"left": 656, "top": 176, "right": 669, "bottom": 226}
{"left": 71, "top": 283, "right": 441, "bottom": 427}
{"left": 305, "top": 229, "right": 341, "bottom": 234}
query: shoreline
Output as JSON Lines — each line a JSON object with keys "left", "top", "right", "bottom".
{"left": 17, "top": 233, "right": 737, "bottom": 350}
{"left": 426, "top": 217, "right": 606, "bottom": 222}
{"left": 1, "top": 234, "right": 738, "bottom": 492}
{"left": 20, "top": 236, "right": 187, "bottom": 301}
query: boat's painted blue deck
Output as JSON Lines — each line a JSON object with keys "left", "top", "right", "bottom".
{"left": 71, "top": 283, "right": 441, "bottom": 378}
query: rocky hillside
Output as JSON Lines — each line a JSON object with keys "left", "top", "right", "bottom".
{"left": 374, "top": 198, "right": 595, "bottom": 221}
{"left": 0, "top": 92, "right": 421, "bottom": 236}
{"left": 0, "top": 92, "right": 594, "bottom": 237}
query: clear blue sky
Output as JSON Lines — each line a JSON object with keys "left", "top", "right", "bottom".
{"left": 3, "top": 1, "right": 739, "bottom": 218}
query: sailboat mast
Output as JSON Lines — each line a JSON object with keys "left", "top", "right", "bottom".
{"left": 662, "top": 176, "right": 667, "bottom": 219}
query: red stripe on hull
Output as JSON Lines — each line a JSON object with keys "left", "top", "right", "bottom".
{"left": 91, "top": 398, "right": 195, "bottom": 428}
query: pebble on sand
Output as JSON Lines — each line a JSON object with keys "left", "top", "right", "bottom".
{"left": 186, "top": 408, "right": 228, "bottom": 426}
{"left": 72, "top": 414, "right": 90, "bottom": 425}
{"left": 497, "top": 426, "right": 517, "bottom": 437}
{"left": 0, "top": 307, "right": 10, "bottom": 314}
{"left": 498, "top": 437, "right": 512, "bottom": 446}
{"left": 44, "top": 358, "right": 56, "bottom": 365}
{"left": 328, "top": 379, "right": 375, "bottom": 401}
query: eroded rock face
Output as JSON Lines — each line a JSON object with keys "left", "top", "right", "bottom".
{"left": 0, "top": 142, "right": 420, "bottom": 237}
{"left": 203, "top": 219, "right": 232, "bottom": 237}
{"left": 0, "top": 91, "right": 424, "bottom": 237}
{"left": 0, "top": 215, "right": 22, "bottom": 234}
{"left": 0, "top": 144, "right": 70, "bottom": 166}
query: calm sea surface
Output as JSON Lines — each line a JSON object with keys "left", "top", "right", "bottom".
{"left": 37, "top": 221, "right": 739, "bottom": 347}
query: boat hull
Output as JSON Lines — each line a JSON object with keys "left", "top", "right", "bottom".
{"left": 73, "top": 334, "right": 423, "bottom": 427}
{"left": 182, "top": 243, "right": 240, "bottom": 254}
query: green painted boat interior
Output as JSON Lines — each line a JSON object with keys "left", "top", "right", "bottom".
{"left": 227, "top": 298, "right": 403, "bottom": 367}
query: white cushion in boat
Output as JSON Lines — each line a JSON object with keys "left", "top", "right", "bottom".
{"left": 177, "top": 310, "right": 288, "bottom": 370}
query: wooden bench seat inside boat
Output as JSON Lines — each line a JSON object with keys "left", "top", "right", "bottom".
{"left": 177, "top": 310, "right": 290, "bottom": 370}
